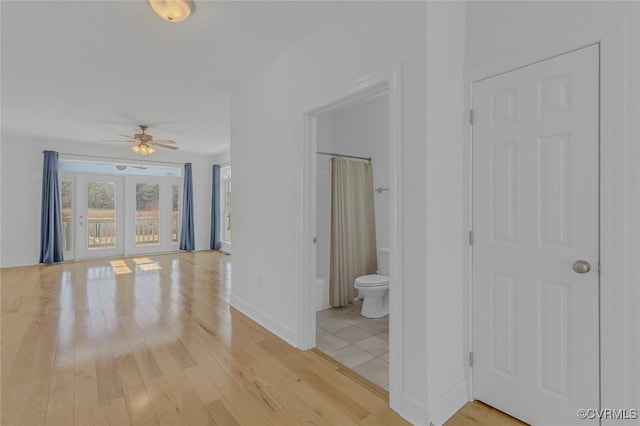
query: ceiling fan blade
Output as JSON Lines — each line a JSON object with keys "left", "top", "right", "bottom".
{"left": 120, "top": 112, "right": 144, "bottom": 125}
{"left": 100, "top": 140, "right": 134, "bottom": 143}
{"left": 131, "top": 165, "right": 147, "bottom": 170}
{"left": 151, "top": 142, "right": 179, "bottom": 150}
{"left": 153, "top": 139, "right": 176, "bottom": 144}
{"left": 118, "top": 133, "right": 137, "bottom": 140}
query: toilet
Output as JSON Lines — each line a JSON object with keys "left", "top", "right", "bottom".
{"left": 354, "top": 247, "right": 389, "bottom": 318}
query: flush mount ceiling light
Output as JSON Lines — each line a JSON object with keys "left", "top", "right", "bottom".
{"left": 148, "top": 0, "right": 195, "bottom": 23}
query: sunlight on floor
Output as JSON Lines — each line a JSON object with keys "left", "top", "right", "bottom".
{"left": 133, "top": 257, "right": 154, "bottom": 264}
{"left": 133, "top": 257, "right": 162, "bottom": 271}
{"left": 109, "top": 259, "right": 132, "bottom": 275}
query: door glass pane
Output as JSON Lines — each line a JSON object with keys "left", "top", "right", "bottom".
{"left": 172, "top": 184, "right": 179, "bottom": 243}
{"left": 222, "top": 167, "right": 232, "bottom": 242}
{"left": 87, "top": 182, "right": 116, "bottom": 249}
{"left": 136, "top": 183, "right": 160, "bottom": 246}
{"left": 61, "top": 179, "right": 72, "bottom": 252}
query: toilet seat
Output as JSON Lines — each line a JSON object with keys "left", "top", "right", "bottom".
{"left": 354, "top": 274, "right": 389, "bottom": 287}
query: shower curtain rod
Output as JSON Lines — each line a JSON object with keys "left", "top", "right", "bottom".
{"left": 316, "top": 151, "right": 371, "bottom": 162}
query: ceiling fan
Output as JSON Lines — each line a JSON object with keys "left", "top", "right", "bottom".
{"left": 102, "top": 125, "right": 179, "bottom": 156}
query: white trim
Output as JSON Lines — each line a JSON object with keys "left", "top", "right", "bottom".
{"left": 300, "top": 65, "right": 404, "bottom": 413}
{"left": 387, "top": 66, "right": 403, "bottom": 414}
{"left": 428, "top": 379, "right": 469, "bottom": 426}
{"left": 400, "top": 394, "right": 430, "bottom": 426}
{"left": 599, "top": 17, "right": 636, "bottom": 424}
{"left": 230, "top": 294, "right": 298, "bottom": 347}
{"left": 464, "top": 16, "right": 635, "bottom": 423}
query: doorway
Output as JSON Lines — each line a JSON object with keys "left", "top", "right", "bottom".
{"left": 471, "top": 44, "right": 600, "bottom": 425}
{"left": 314, "top": 93, "right": 391, "bottom": 390}
{"left": 301, "top": 69, "right": 403, "bottom": 408}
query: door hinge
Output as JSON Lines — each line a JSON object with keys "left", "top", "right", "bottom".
{"left": 313, "top": 237, "right": 317, "bottom": 244}
{"left": 598, "top": 261, "right": 601, "bottom": 274}
{"left": 469, "top": 109, "right": 474, "bottom": 125}
{"left": 468, "top": 230, "right": 473, "bottom": 246}
{"left": 469, "top": 351, "right": 474, "bottom": 367}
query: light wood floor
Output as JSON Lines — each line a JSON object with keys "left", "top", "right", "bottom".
{"left": 1, "top": 251, "right": 523, "bottom": 425}
{"left": 444, "top": 401, "right": 527, "bottom": 426}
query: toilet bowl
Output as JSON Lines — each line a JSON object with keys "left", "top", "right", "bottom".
{"left": 354, "top": 274, "right": 389, "bottom": 318}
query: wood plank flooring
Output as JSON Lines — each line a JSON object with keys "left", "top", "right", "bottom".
{"left": 1, "top": 251, "right": 524, "bottom": 425}
{"left": 1, "top": 252, "right": 408, "bottom": 425}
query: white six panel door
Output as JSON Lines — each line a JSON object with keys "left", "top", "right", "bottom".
{"left": 472, "top": 44, "right": 599, "bottom": 425}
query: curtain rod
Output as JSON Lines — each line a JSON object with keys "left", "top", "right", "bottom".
{"left": 316, "top": 151, "right": 371, "bottom": 162}
{"left": 49, "top": 151, "right": 186, "bottom": 166}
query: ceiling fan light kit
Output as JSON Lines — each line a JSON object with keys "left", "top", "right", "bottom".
{"left": 132, "top": 144, "right": 155, "bottom": 156}
{"left": 148, "top": 0, "right": 195, "bottom": 23}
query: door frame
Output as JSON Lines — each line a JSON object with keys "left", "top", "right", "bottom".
{"left": 464, "top": 17, "right": 636, "bottom": 414}
{"left": 300, "top": 65, "right": 403, "bottom": 411}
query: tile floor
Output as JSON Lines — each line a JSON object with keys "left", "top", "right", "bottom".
{"left": 316, "top": 300, "right": 389, "bottom": 389}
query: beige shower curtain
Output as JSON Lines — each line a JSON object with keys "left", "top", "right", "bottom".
{"left": 330, "top": 157, "right": 378, "bottom": 307}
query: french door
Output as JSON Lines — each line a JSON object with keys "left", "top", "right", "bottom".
{"left": 76, "top": 174, "right": 125, "bottom": 259}
{"left": 472, "top": 45, "right": 600, "bottom": 425}
{"left": 72, "top": 173, "right": 180, "bottom": 259}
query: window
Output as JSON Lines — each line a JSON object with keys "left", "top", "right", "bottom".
{"left": 59, "top": 160, "right": 181, "bottom": 177}
{"left": 221, "top": 166, "right": 231, "bottom": 242}
{"left": 87, "top": 181, "right": 117, "bottom": 249}
{"left": 135, "top": 183, "right": 160, "bottom": 246}
{"left": 60, "top": 179, "right": 72, "bottom": 252}
{"left": 172, "top": 183, "right": 179, "bottom": 244}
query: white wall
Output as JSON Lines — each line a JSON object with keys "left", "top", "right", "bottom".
{"left": 425, "top": 2, "right": 467, "bottom": 424}
{"left": 0, "top": 135, "right": 216, "bottom": 267}
{"left": 465, "top": 0, "right": 640, "bottom": 420}
{"left": 466, "top": 1, "right": 636, "bottom": 69}
{"left": 231, "top": 2, "right": 441, "bottom": 423}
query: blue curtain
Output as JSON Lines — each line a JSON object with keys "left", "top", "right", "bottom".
{"left": 39, "top": 151, "right": 64, "bottom": 264}
{"left": 180, "top": 163, "right": 195, "bottom": 251}
{"left": 210, "top": 164, "right": 221, "bottom": 250}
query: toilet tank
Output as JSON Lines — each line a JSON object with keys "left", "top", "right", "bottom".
{"left": 377, "top": 247, "right": 390, "bottom": 276}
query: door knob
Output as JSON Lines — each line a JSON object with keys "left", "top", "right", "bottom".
{"left": 573, "top": 260, "right": 591, "bottom": 274}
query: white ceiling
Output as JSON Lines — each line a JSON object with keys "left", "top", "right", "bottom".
{"left": 1, "top": 1, "right": 345, "bottom": 154}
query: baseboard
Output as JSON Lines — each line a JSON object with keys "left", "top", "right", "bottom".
{"left": 0, "top": 258, "right": 38, "bottom": 268}
{"left": 428, "top": 379, "right": 469, "bottom": 426}
{"left": 315, "top": 278, "right": 330, "bottom": 312}
{"left": 400, "top": 393, "right": 430, "bottom": 426}
{"left": 230, "top": 294, "right": 298, "bottom": 347}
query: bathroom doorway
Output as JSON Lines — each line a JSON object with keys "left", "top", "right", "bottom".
{"left": 313, "top": 93, "right": 391, "bottom": 391}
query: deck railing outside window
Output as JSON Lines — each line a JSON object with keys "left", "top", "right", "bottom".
{"left": 88, "top": 218, "right": 117, "bottom": 248}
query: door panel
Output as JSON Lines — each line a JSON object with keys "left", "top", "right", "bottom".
{"left": 76, "top": 175, "right": 124, "bottom": 259}
{"left": 472, "top": 44, "right": 599, "bottom": 425}
{"left": 125, "top": 177, "right": 180, "bottom": 255}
